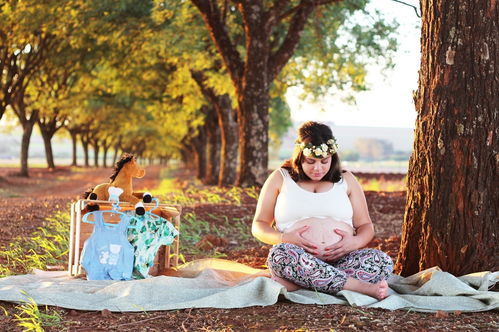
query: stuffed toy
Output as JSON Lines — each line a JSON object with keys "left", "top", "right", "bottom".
{"left": 84, "top": 153, "right": 152, "bottom": 215}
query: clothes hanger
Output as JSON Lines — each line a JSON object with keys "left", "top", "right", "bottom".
{"left": 129, "top": 198, "right": 167, "bottom": 226}
{"left": 83, "top": 191, "right": 140, "bottom": 229}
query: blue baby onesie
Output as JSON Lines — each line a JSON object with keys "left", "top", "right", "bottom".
{"left": 81, "top": 212, "right": 134, "bottom": 280}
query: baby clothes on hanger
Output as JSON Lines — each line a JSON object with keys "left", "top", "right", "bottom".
{"left": 128, "top": 214, "right": 179, "bottom": 279}
{"left": 81, "top": 211, "right": 135, "bottom": 280}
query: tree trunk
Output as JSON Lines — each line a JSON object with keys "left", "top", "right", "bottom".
{"left": 192, "top": 127, "right": 207, "bottom": 180}
{"left": 81, "top": 135, "right": 90, "bottom": 167}
{"left": 217, "top": 95, "right": 238, "bottom": 186}
{"left": 40, "top": 128, "right": 55, "bottom": 169}
{"left": 236, "top": 76, "right": 270, "bottom": 187}
{"left": 204, "top": 110, "right": 221, "bottom": 185}
{"left": 102, "top": 145, "right": 109, "bottom": 168}
{"left": 69, "top": 130, "right": 78, "bottom": 166}
{"left": 11, "top": 91, "right": 39, "bottom": 177}
{"left": 37, "top": 112, "right": 65, "bottom": 170}
{"left": 93, "top": 142, "right": 100, "bottom": 167}
{"left": 18, "top": 111, "right": 39, "bottom": 177}
{"left": 395, "top": 0, "right": 498, "bottom": 276}
{"left": 112, "top": 146, "right": 119, "bottom": 166}
{"left": 190, "top": 71, "right": 239, "bottom": 186}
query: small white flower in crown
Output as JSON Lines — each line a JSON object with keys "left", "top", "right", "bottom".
{"left": 295, "top": 137, "right": 339, "bottom": 158}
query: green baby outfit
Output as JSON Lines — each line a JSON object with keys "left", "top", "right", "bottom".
{"left": 127, "top": 214, "right": 179, "bottom": 279}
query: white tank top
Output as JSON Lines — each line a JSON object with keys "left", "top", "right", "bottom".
{"left": 274, "top": 168, "right": 353, "bottom": 232}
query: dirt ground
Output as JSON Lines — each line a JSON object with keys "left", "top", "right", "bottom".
{"left": 0, "top": 166, "right": 497, "bottom": 331}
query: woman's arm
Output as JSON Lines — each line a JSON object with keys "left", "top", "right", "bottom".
{"left": 251, "top": 169, "right": 284, "bottom": 245}
{"left": 345, "top": 170, "right": 375, "bottom": 246}
{"left": 323, "top": 171, "right": 374, "bottom": 260}
{"left": 252, "top": 170, "right": 319, "bottom": 253}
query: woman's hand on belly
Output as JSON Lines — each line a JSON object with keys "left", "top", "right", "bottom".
{"left": 281, "top": 225, "right": 319, "bottom": 255}
{"left": 322, "top": 229, "right": 360, "bottom": 261}
{"left": 286, "top": 218, "right": 354, "bottom": 260}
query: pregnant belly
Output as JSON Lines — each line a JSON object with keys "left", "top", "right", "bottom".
{"left": 287, "top": 218, "right": 354, "bottom": 260}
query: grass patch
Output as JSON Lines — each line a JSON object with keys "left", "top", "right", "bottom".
{"left": 14, "top": 293, "right": 62, "bottom": 331}
{"left": 357, "top": 176, "right": 407, "bottom": 192}
{"left": 0, "top": 188, "right": 22, "bottom": 198}
{"left": 179, "top": 211, "right": 257, "bottom": 261}
{"left": 0, "top": 211, "right": 69, "bottom": 277}
{"left": 151, "top": 167, "right": 258, "bottom": 205}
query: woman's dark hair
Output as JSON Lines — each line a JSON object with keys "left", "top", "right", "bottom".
{"left": 281, "top": 121, "right": 343, "bottom": 183}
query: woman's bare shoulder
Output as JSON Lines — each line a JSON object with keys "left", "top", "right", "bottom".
{"left": 264, "top": 168, "right": 284, "bottom": 189}
{"left": 341, "top": 169, "right": 356, "bottom": 181}
{"left": 341, "top": 170, "right": 361, "bottom": 193}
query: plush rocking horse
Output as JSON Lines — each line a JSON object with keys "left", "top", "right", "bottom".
{"left": 85, "top": 153, "right": 152, "bottom": 215}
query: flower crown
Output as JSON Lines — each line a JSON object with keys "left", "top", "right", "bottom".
{"left": 295, "top": 138, "right": 339, "bottom": 158}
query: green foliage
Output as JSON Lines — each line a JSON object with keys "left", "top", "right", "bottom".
{"left": 269, "top": 95, "right": 293, "bottom": 151}
{"left": 151, "top": 168, "right": 259, "bottom": 206}
{"left": 357, "top": 176, "right": 407, "bottom": 192}
{"left": 14, "top": 292, "right": 62, "bottom": 332}
{"left": 1, "top": 0, "right": 400, "bottom": 168}
{"left": 283, "top": 0, "right": 399, "bottom": 103}
{"left": 0, "top": 211, "right": 69, "bottom": 277}
{"left": 179, "top": 211, "right": 255, "bottom": 259}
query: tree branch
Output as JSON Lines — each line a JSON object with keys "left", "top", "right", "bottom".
{"left": 191, "top": 0, "right": 244, "bottom": 90}
{"left": 391, "top": 0, "right": 421, "bottom": 18}
{"left": 278, "top": 0, "right": 340, "bottom": 21}
{"left": 268, "top": 0, "right": 344, "bottom": 81}
{"left": 190, "top": 69, "right": 222, "bottom": 108}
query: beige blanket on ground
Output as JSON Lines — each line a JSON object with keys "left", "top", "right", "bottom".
{"left": 0, "top": 259, "right": 497, "bottom": 312}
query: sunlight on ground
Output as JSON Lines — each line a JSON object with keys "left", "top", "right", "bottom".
{"left": 358, "top": 177, "right": 407, "bottom": 192}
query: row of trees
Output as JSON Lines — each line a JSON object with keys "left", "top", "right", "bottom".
{"left": 1, "top": 0, "right": 497, "bottom": 277}
{"left": 1, "top": 0, "right": 398, "bottom": 184}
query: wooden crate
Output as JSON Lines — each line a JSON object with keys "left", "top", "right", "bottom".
{"left": 68, "top": 199, "right": 181, "bottom": 277}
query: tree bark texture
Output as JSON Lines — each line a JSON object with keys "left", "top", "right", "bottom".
{"left": 102, "top": 145, "right": 109, "bottom": 168}
{"left": 192, "top": 126, "right": 207, "bottom": 180}
{"left": 93, "top": 142, "right": 100, "bottom": 167}
{"left": 80, "top": 135, "right": 90, "bottom": 167}
{"left": 216, "top": 94, "right": 239, "bottom": 186}
{"left": 40, "top": 129, "right": 55, "bottom": 169}
{"left": 191, "top": 70, "right": 239, "bottom": 186}
{"left": 204, "top": 109, "right": 221, "bottom": 185}
{"left": 37, "top": 113, "right": 65, "bottom": 170}
{"left": 395, "top": 0, "right": 498, "bottom": 276}
{"left": 19, "top": 112, "right": 38, "bottom": 177}
{"left": 69, "top": 130, "right": 78, "bottom": 166}
{"left": 11, "top": 91, "right": 39, "bottom": 177}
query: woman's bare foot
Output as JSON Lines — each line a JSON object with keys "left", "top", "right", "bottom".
{"left": 343, "top": 278, "right": 389, "bottom": 300}
{"left": 271, "top": 275, "right": 301, "bottom": 292}
{"left": 372, "top": 280, "right": 389, "bottom": 300}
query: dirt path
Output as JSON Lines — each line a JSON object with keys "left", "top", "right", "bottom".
{"left": 0, "top": 167, "right": 496, "bottom": 332}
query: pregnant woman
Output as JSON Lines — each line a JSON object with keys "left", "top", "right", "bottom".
{"left": 252, "top": 121, "right": 393, "bottom": 300}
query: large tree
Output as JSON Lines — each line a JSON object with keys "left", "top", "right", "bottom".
{"left": 395, "top": 0, "right": 498, "bottom": 276}
{"left": 191, "top": 0, "right": 397, "bottom": 186}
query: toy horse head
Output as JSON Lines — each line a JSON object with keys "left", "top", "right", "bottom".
{"left": 110, "top": 153, "right": 145, "bottom": 183}
{"left": 84, "top": 153, "right": 152, "bottom": 215}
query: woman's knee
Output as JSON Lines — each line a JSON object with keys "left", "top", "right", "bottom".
{"left": 267, "top": 243, "right": 305, "bottom": 273}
